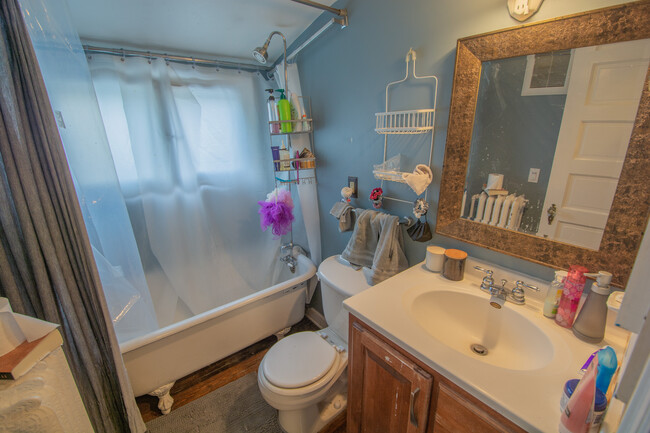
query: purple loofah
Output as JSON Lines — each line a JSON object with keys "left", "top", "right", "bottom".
{"left": 258, "top": 200, "right": 295, "bottom": 237}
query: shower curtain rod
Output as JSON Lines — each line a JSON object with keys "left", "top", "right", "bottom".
{"left": 289, "top": 0, "right": 348, "bottom": 27}
{"left": 287, "top": 17, "right": 336, "bottom": 62}
{"left": 83, "top": 45, "right": 272, "bottom": 74}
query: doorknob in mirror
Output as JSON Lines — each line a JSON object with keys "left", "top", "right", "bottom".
{"left": 547, "top": 204, "right": 557, "bottom": 225}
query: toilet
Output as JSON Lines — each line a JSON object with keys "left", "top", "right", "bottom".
{"left": 257, "top": 255, "right": 371, "bottom": 433}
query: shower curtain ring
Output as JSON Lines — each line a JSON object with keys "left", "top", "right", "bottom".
{"left": 147, "top": 51, "right": 152, "bottom": 64}
{"left": 120, "top": 48, "right": 125, "bottom": 62}
{"left": 191, "top": 58, "right": 196, "bottom": 69}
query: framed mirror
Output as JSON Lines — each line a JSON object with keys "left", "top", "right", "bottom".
{"left": 437, "top": 1, "right": 650, "bottom": 287}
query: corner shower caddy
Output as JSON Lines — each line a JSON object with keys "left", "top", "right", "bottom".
{"left": 269, "top": 95, "right": 317, "bottom": 188}
{"left": 374, "top": 48, "right": 437, "bottom": 204}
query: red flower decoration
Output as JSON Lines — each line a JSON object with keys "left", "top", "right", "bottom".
{"left": 370, "top": 187, "right": 383, "bottom": 200}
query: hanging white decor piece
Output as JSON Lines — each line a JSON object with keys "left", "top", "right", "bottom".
{"left": 507, "top": 0, "right": 544, "bottom": 22}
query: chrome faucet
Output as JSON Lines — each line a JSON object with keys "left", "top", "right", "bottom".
{"left": 489, "top": 279, "right": 508, "bottom": 309}
{"left": 281, "top": 254, "right": 297, "bottom": 273}
{"left": 280, "top": 242, "right": 297, "bottom": 273}
{"left": 474, "top": 266, "right": 539, "bottom": 307}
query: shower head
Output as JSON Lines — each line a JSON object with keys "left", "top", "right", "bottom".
{"left": 253, "top": 31, "right": 286, "bottom": 65}
{"left": 253, "top": 31, "right": 288, "bottom": 91}
{"left": 253, "top": 43, "right": 269, "bottom": 64}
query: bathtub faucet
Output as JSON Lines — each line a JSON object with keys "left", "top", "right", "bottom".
{"left": 281, "top": 253, "right": 297, "bottom": 273}
{"left": 280, "top": 242, "right": 297, "bottom": 273}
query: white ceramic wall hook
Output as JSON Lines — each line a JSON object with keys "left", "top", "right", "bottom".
{"left": 507, "top": 0, "right": 544, "bottom": 21}
{"left": 514, "top": 0, "right": 529, "bottom": 15}
{"left": 405, "top": 48, "right": 417, "bottom": 63}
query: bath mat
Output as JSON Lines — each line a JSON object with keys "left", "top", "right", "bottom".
{"left": 145, "top": 373, "right": 282, "bottom": 433}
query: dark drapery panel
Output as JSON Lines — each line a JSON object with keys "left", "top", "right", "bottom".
{"left": 0, "top": 1, "right": 136, "bottom": 431}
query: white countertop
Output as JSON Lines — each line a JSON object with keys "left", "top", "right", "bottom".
{"left": 343, "top": 258, "right": 629, "bottom": 433}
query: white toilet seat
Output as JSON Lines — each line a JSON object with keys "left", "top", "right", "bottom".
{"left": 258, "top": 330, "right": 347, "bottom": 400}
{"left": 263, "top": 332, "right": 337, "bottom": 389}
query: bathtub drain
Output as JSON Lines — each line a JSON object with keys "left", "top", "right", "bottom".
{"left": 470, "top": 343, "right": 488, "bottom": 356}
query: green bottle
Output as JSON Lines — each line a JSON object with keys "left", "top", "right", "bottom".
{"left": 276, "top": 89, "right": 293, "bottom": 133}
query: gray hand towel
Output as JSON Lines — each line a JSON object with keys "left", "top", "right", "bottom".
{"left": 330, "top": 202, "right": 355, "bottom": 232}
{"left": 341, "top": 209, "right": 408, "bottom": 285}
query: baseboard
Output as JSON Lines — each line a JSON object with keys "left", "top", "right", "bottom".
{"left": 305, "top": 307, "right": 327, "bottom": 329}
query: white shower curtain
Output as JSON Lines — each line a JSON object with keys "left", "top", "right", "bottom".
{"left": 275, "top": 62, "right": 322, "bottom": 265}
{"left": 89, "top": 56, "right": 279, "bottom": 327}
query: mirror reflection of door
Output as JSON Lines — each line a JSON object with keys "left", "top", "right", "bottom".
{"left": 537, "top": 39, "right": 650, "bottom": 249}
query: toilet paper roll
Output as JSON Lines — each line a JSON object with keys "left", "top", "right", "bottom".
{"left": 486, "top": 173, "right": 504, "bottom": 190}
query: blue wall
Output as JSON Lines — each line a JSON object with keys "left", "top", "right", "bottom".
{"left": 296, "top": 0, "right": 629, "bottom": 285}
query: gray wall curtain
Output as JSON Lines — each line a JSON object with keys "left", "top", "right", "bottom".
{"left": 0, "top": 1, "right": 144, "bottom": 432}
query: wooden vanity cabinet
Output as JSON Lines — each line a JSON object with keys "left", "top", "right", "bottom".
{"left": 347, "top": 315, "right": 527, "bottom": 433}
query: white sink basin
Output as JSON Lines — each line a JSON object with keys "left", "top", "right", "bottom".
{"left": 405, "top": 288, "right": 554, "bottom": 371}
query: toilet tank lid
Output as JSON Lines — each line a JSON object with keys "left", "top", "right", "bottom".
{"left": 317, "top": 255, "right": 371, "bottom": 297}
{"left": 263, "top": 332, "right": 337, "bottom": 389}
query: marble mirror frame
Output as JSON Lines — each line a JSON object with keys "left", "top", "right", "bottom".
{"left": 437, "top": 1, "right": 650, "bottom": 287}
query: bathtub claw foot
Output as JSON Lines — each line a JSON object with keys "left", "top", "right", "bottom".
{"left": 149, "top": 382, "right": 175, "bottom": 415}
{"left": 274, "top": 327, "right": 292, "bottom": 340}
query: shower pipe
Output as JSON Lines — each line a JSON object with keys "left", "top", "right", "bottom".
{"left": 83, "top": 45, "right": 272, "bottom": 74}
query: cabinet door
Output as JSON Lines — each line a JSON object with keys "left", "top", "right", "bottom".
{"left": 348, "top": 322, "right": 433, "bottom": 433}
{"left": 433, "top": 382, "right": 519, "bottom": 433}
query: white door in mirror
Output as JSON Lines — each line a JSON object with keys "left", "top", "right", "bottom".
{"left": 537, "top": 39, "right": 650, "bottom": 249}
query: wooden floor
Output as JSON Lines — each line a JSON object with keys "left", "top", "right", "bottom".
{"left": 137, "top": 317, "right": 347, "bottom": 433}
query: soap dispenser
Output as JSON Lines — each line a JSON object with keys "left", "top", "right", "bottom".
{"left": 572, "top": 271, "right": 612, "bottom": 344}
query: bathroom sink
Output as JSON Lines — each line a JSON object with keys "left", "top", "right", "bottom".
{"left": 405, "top": 289, "right": 554, "bottom": 371}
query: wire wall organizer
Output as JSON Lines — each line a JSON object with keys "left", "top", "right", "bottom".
{"left": 374, "top": 48, "right": 438, "bottom": 205}
{"left": 375, "top": 109, "right": 435, "bottom": 135}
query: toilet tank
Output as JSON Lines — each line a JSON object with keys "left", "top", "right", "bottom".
{"left": 317, "top": 256, "right": 371, "bottom": 342}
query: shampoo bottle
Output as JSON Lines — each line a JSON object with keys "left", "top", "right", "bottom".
{"left": 265, "top": 89, "right": 280, "bottom": 134}
{"left": 572, "top": 271, "right": 612, "bottom": 343}
{"left": 290, "top": 92, "right": 304, "bottom": 132}
{"left": 276, "top": 89, "right": 293, "bottom": 133}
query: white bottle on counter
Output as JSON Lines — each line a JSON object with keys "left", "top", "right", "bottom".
{"left": 543, "top": 270, "right": 568, "bottom": 318}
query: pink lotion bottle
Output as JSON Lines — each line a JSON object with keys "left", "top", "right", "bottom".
{"left": 559, "top": 357, "right": 597, "bottom": 433}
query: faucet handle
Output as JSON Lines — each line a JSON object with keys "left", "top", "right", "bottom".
{"left": 515, "top": 280, "right": 539, "bottom": 291}
{"left": 508, "top": 280, "right": 538, "bottom": 304}
{"left": 474, "top": 266, "right": 493, "bottom": 276}
{"left": 474, "top": 266, "right": 494, "bottom": 292}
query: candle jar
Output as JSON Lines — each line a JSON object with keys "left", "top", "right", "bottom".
{"left": 555, "top": 265, "right": 588, "bottom": 328}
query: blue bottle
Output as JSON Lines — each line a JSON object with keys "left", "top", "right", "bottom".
{"left": 596, "top": 346, "right": 617, "bottom": 395}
